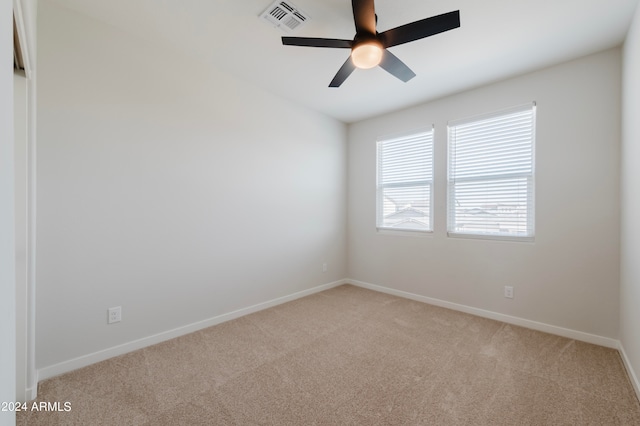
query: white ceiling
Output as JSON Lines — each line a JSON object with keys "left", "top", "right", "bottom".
{"left": 50, "top": 0, "right": 639, "bottom": 123}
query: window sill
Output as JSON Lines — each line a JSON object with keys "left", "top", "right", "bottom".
{"left": 447, "top": 232, "right": 534, "bottom": 243}
{"left": 377, "top": 228, "right": 434, "bottom": 237}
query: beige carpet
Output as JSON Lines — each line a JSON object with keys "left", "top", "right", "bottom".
{"left": 18, "top": 284, "right": 640, "bottom": 425}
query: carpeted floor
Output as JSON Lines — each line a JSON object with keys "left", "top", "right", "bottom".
{"left": 18, "top": 284, "right": 640, "bottom": 425}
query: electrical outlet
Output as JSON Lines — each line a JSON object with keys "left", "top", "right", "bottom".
{"left": 504, "top": 286, "right": 514, "bottom": 299}
{"left": 322, "top": 263, "right": 327, "bottom": 273}
{"left": 108, "top": 306, "right": 121, "bottom": 324}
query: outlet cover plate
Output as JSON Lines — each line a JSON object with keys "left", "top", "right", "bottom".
{"left": 504, "top": 286, "right": 514, "bottom": 299}
{"left": 108, "top": 306, "right": 122, "bottom": 324}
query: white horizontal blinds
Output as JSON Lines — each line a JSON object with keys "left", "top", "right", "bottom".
{"left": 448, "top": 104, "right": 535, "bottom": 238}
{"left": 377, "top": 129, "right": 433, "bottom": 231}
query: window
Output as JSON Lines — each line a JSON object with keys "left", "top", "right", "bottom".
{"left": 377, "top": 128, "right": 433, "bottom": 232}
{"left": 447, "top": 103, "right": 536, "bottom": 240}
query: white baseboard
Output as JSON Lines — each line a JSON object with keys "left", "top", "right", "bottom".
{"left": 619, "top": 343, "right": 640, "bottom": 401}
{"left": 36, "top": 278, "right": 629, "bottom": 389}
{"left": 347, "top": 279, "right": 620, "bottom": 349}
{"left": 37, "top": 279, "right": 347, "bottom": 381}
{"left": 18, "top": 367, "right": 38, "bottom": 402}
{"left": 25, "top": 382, "right": 37, "bottom": 402}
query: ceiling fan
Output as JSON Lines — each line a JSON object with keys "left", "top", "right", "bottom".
{"left": 281, "top": 0, "right": 460, "bottom": 87}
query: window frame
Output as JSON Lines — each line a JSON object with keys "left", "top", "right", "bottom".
{"left": 447, "top": 103, "right": 536, "bottom": 242}
{"left": 376, "top": 127, "right": 435, "bottom": 234}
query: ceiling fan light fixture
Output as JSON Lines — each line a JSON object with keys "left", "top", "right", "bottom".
{"left": 281, "top": 1, "right": 461, "bottom": 87}
{"left": 351, "top": 41, "right": 383, "bottom": 69}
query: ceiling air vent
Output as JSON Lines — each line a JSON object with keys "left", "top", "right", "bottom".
{"left": 260, "top": 1, "right": 310, "bottom": 33}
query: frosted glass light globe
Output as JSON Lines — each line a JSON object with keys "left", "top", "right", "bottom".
{"left": 351, "top": 42, "right": 383, "bottom": 69}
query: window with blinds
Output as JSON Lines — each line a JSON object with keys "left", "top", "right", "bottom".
{"left": 377, "top": 128, "right": 433, "bottom": 232}
{"left": 447, "top": 103, "right": 536, "bottom": 240}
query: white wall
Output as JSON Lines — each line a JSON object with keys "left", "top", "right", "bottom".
{"left": 621, "top": 2, "right": 640, "bottom": 393}
{"left": 1, "top": 0, "right": 16, "bottom": 423}
{"left": 36, "top": 2, "right": 347, "bottom": 371}
{"left": 348, "top": 48, "right": 621, "bottom": 339}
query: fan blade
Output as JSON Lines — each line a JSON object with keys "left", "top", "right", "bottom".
{"left": 329, "top": 57, "right": 356, "bottom": 87}
{"left": 282, "top": 37, "right": 353, "bottom": 48}
{"left": 352, "top": 0, "right": 376, "bottom": 35}
{"left": 379, "top": 50, "right": 416, "bottom": 82}
{"left": 380, "top": 10, "right": 460, "bottom": 48}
